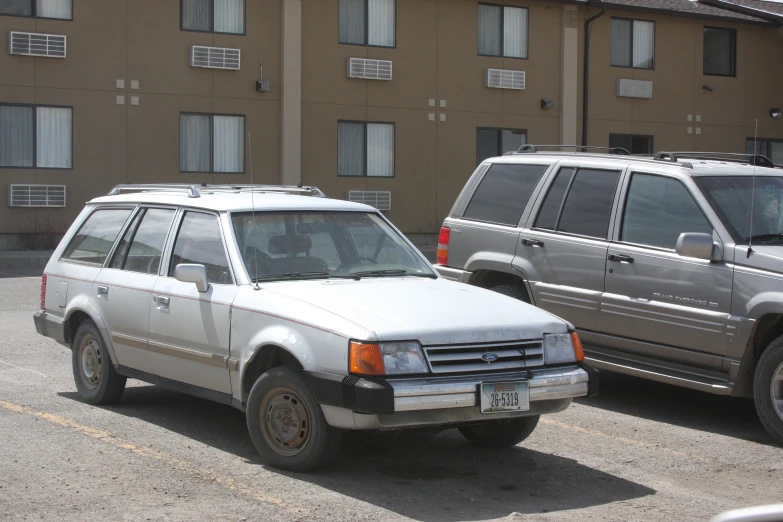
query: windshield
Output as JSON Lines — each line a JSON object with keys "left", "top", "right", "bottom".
{"left": 696, "top": 176, "right": 783, "bottom": 245}
{"left": 230, "top": 211, "right": 435, "bottom": 281}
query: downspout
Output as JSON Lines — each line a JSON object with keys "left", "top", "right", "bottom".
{"left": 581, "top": 4, "right": 607, "bottom": 146}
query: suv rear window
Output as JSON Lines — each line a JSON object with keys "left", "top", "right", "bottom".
{"left": 61, "top": 208, "right": 133, "bottom": 265}
{"left": 462, "top": 164, "right": 548, "bottom": 226}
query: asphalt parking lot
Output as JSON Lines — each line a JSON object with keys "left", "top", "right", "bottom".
{"left": 1, "top": 273, "right": 782, "bottom": 521}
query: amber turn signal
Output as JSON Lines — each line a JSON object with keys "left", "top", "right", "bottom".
{"left": 349, "top": 341, "right": 385, "bottom": 375}
{"left": 571, "top": 332, "right": 585, "bottom": 362}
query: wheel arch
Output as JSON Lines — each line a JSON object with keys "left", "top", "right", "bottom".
{"left": 468, "top": 269, "right": 533, "bottom": 303}
{"left": 734, "top": 312, "right": 783, "bottom": 396}
{"left": 241, "top": 343, "right": 305, "bottom": 403}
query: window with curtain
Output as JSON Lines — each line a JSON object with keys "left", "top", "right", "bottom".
{"left": 0, "top": 104, "right": 71, "bottom": 169}
{"left": 476, "top": 128, "right": 527, "bottom": 165}
{"left": 181, "top": 0, "right": 244, "bottom": 35}
{"left": 180, "top": 113, "right": 245, "bottom": 173}
{"left": 704, "top": 26, "right": 736, "bottom": 77}
{"left": 610, "top": 18, "right": 654, "bottom": 69}
{"left": 338, "top": 121, "right": 394, "bottom": 177}
{"left": 478, "top": 4, "right": 528, "bottom": 59}
{"left": 339, "top": 0, "right": 395, "bottom": 47}
{"left": 0, "top": 0, "right": 72, "bottom": 19}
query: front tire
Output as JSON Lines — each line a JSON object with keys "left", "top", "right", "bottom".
{"left": 459, "top": 416, "right": 540, "bottom": 448}
{"left": 71, "top": 320, "right": 126, "bottom": 405}
{"left": 246, "top": 366, "right": 342, "bottom": 472}
{"left": 753, "top": 336, "right": 783, "bottom": 444}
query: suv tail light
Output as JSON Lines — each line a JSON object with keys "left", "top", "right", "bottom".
{"left": 40, "top": 274, "right": 47, "bottom": 310}
{"left": 437, "top": 227, "right": 450, "bottom": 265}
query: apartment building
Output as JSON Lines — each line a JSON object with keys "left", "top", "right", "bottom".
{"left": 1, "top": 0, "right": 782, "bottom": 247}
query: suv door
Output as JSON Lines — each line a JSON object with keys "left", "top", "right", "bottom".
{"left": 512, "top": 163, "right": 624, "bottom": 329}
{"left": 147, "top": 210, "right": 236, "bottom": 394}
{"left": 601, "top": 172, "right": 733, "bottom": 366}
{"left": 94, "top": 207, "right": 177, "bottom": 375}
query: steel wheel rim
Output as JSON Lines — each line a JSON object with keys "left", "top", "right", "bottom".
{"left": 79, "top": 335, "right": 102, "bottom": 390}
{"left": 261, "top": 387, "right": 311, "bottom": 457}
{"left": 771, "top": 361, "right": 783, "bottom": 422}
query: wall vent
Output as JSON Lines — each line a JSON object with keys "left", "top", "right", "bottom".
{"left": 347, "top": 190, "right": 391, "bottom": 211}
{"left": 616, "top": 79, "right": 653, "bottom": 99}
{"left": 485, "top": 69, "right": 525, "bottom": 90}
{"left": 347, "top": 58, "right": 392, "bottom": 81}
{"left": 9, "top": 31, "right": 66, "bottom": 58}
{"left": 9, "top": 185, "right": 66, "bottom": 208}
{"left": 190, "top": 45, "right": 241, "bottom": 70}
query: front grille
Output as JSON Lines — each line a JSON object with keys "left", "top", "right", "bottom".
{"left": 423, "top": 340, "right": 544, "bottom": 374}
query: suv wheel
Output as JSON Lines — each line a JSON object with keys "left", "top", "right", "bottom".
{"left": 458, "top": 416, "right": 540, "bottom": 448}
{"left": 754, "top": 336, "right": 783, "bottom": 444}
{"left": 72, "top": 320, "right": 126, "bottom": 405}
{"left": 246, "top": 366, "right": 342, "bottom": 472}
{"left": 489, "top": 284, "right": 530, "bottom": 303}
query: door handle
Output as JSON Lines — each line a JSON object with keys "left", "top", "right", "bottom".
{"left": 521, "top": 239, "right": 545, "bottom": 247}
{"left": 97, "top": 285, "right": 109, "bottom": 297}
{"left": 608, "top": 254, "right": 634, "bottom": 264}
{"left": 153, "top": 295, "right": 170, "bottom": 306}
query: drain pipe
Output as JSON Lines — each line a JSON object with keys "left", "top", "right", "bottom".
{"left": 581, "top": 4, "right": 607, "bottom": 147}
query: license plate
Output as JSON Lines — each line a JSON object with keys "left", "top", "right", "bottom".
{"left": 480, "top": 382, "right": 530, "bottom": 414}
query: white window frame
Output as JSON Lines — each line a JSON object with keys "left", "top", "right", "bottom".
{"left": 338, "top": 0, "right": 396, "bottom": 48}
{"left": 0, "top": 104, "right": 72, "bottom": 169}
{"left": 0, "top": 0, "right": 72, "bottom": 20}
{"left": 478, "top": 3, "right": 529, "bottom": 59}
{"left": 179, "top": 113, "right": 245, "bottom": 174}
{"left": 337, "top": 121, "right": 395, "bottom": 178}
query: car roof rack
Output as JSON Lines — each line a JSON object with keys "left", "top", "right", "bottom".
{"left": 107, "top": 183, "right": 326, "bottom": 199}
{"left": 514, "top": 144, "right": 631, "bottom": 155}
{"left": 654, "top": 152, "right": 776, "bottom": 169}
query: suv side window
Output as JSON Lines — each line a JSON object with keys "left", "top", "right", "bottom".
{"left": 463, "top": 163, "right": 549, "bottom": 226}
{"left": 622, "top": 173, "right": 712, "bottom": 249}
{"left": 110, "top": 208, "right": 176, "bottom": 274}
{"left": 534, "top": 168, "right": 621, "bottom": 239}
{"left": 170, "top": 212, "right": 234, "bottom": 284}
{"left": 61, "top": 208, "right": 133, "bottom": 265}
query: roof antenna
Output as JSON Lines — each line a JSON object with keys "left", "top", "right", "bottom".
{"left": 748, "top": 119, "right": 758, "bottom": 258}
{"left": 249, "top": 132, "right": 260, "bottom": 289}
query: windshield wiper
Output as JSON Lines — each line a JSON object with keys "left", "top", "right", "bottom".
{"left": 746, "top": 233, "right": 783, "bottom": 243}
{"left": 251, "top": 272, "right": 359, "bottom": 282}
{"left": 351, "top": 269, "right": 437, "bottom": 279}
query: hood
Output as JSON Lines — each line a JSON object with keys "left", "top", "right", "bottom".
{"left": 259, "top": 277, "right": 566, "bottom": 345}
{"left": 736, "top": 245, "right": 783, "bottom": 274}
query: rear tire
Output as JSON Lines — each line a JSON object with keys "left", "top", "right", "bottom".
{"left": 246, "top": 366, "right": 342, "bottom": 472}
{"left": 459, "top": 416, "right": 540, "bottom": 448}
{"left": 489, "top": 284, "right": 530, "bottom": 303}
{"left": 71, "top": 320, "right": 126, "bottom": 405}
{"left": 753, "top": 336, "right": 783, "bottom": 444}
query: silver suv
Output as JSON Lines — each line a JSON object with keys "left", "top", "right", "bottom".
{"left": 436, "top": 146, "right": 783, "bottom": 444}
{"left": 33, "top": 183, "right": 594, "bottom": 471}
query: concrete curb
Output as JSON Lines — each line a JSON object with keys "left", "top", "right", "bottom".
{"left": 0, "top": 251, "right": 53, "bottom": 270}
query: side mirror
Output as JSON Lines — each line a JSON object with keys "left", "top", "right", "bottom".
{"left": 174, "top": 264, "right": 209, "bottom": 293}
{"left": 676, "top": 233, "right": 719, "bottom": 261}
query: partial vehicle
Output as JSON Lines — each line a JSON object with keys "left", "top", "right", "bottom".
{"left": 33, "top": 183, "right": 595, "bottom": 471}
{"left": 436, "top": 145, "right": 783, "bottom": 443}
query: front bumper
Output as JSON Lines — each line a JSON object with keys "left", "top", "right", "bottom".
{"left": 33, "top": 311, "right": 66, "bottom": 345}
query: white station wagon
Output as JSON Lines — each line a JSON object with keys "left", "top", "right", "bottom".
{"left": 33, "top": 184, "right": 596, "bottom": 471}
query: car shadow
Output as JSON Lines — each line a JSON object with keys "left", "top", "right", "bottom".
{"left": 578, "top": 371, "right": 773, "bottom": 444}
{"left": 60, "top": 385, "right": 654, "bottom": 521}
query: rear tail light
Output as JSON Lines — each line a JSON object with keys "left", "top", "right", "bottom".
{"left": 40, "top": 275, "right": 47, "bottom": 310}
{"left": 437, "top": 227, "right": 450, "bottom": 265}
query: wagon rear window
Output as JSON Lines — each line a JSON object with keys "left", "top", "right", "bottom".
{"left": 61, "top": 208, "right": 133, "bottom": 265}
{"left": 462, "top": 164, "right": 548, "bottom": 226}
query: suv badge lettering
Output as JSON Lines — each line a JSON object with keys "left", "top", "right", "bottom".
{"left": 481, "top": 353, "right": 499, "bottom": 362}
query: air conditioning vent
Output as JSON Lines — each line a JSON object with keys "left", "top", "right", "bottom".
{"left": 485, "top": 68, "right": 525, "bottom": 90}
{"left": 9, "top": 185, "right": 66, "bottom": 208}
{"left": 9, "top": 31, "right": 66, "bottom": 58}
{"left": 347, "top": 190, "right": 391, "bottom": 211}
{"left": 190, "top": 45, "right": 241, "bottom": 70}
{"left": 616, "top": 78, "right": 653, "bottom": 99}
{"left": 347, "top": 58, "right": 392, "bottom": 81}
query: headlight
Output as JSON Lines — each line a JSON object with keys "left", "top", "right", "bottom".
{"left": 543, "top": 333, "right": 583, "bottom": 365}
{"left": 349, "top": 341, "right": 429, "bottom": 375}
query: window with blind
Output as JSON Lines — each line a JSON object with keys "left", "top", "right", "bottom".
{"left": 181, "top": 0, "right": 245, "bottom": 35}
{"left": 610, "top": 18, "right": 654, "bottom": 69}
{"left": 704, "top": 26, "right": 736, "bottom": 77}
{"left": 0, "top": 0, "right": 72, "bottom": 19}
{"left": 338, "top": 121, "right": 394, "bottom": 177}
{"left": 478, "top": 3, "right": 528, "bottom": 59}
{"left": 0, "top": 104, "right": 72, "bottom": 169}
{"left": 609, "top": 134, "right": 654, "bottom": 155}
{"left": 180, "top": 113, "right": 245, "bottom": 173}
{"left": 747, "top": 138, "right": 783, "bottom": 165}
{"left": 339, "top": 0, "right": 395, "bottom": 47}
{"left": 476, "top": 128, "right": 527, "bottom": 165}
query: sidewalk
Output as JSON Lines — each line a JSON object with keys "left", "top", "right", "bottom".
{"left": 0, "top": 251, "right": 53, "bottom": 270}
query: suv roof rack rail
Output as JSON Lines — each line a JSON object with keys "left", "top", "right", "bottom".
{"left": 107, "top": 183, "right": 326, "bottom": 198}
{"left": 514, "top": 144, "right": 631, "bottom": 155}
{"left": 655, "top": 152, "right": 776, "bottom": 168}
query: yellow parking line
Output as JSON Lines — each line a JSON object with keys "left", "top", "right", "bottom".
{"left": 0, "top": 400, "right": 307, "bottom": 513}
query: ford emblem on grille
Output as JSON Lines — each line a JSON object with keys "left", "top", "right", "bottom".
{"left": 481, "top": 353, "right": 499, "bottom": 362}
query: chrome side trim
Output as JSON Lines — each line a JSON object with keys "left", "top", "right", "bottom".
{"left": 110, "top": 333, "right": 148, "bottom": 351}
{"left": 227, "top": 358, "right": 239, "bottom": 371}
{"left": 147, "top": 340, "right": 228, "bottom": 368}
